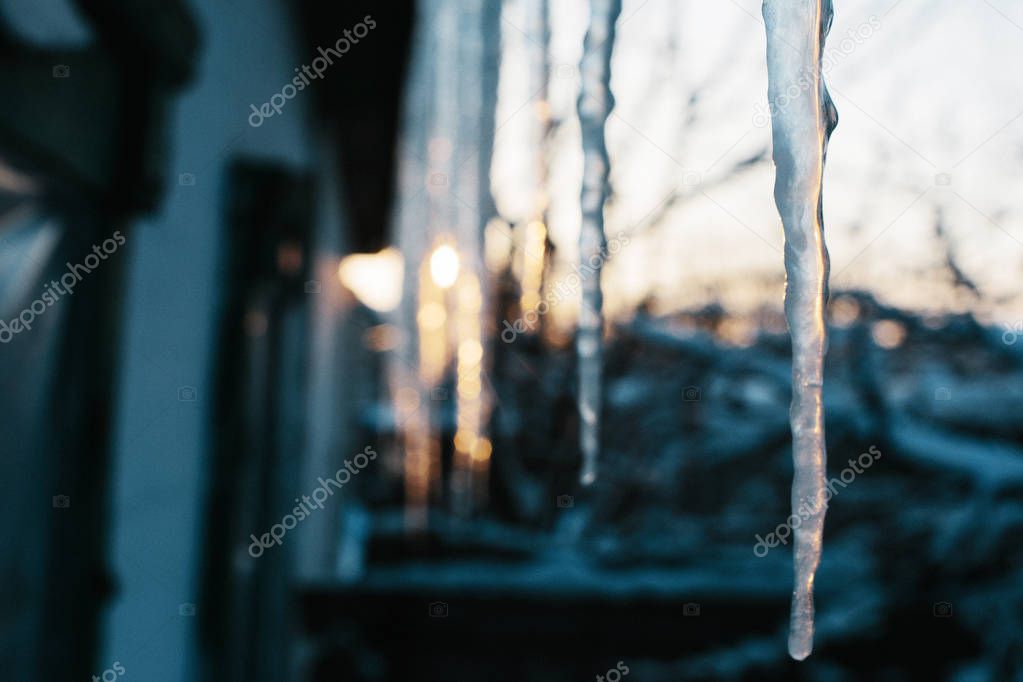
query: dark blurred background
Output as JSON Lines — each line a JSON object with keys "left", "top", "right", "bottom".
{"left": 0, "top": 1, "right": 1021, "bottom": 681}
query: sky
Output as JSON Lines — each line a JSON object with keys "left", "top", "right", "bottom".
{"left": 492, "top": 0, "right": 1023, "bottom": 328}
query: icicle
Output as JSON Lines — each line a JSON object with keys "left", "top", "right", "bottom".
{"left": 471, "top": 0, "right": 501, "bottom": 509}
{"left": 389, "top": 0, "right": 461, "bottom": 528}
{"left": 762, "top": 0, "right": 838, "bottom": 661}
{"left": 447, "top": 0, "right": 499, "bottom": 514}
{"left": 518, "top": 0, "right": 550, "bottom": 331}
{"left": 388, "top": 0, "right": 433, "bottom": 530}
{"left": 576, "top": 0, "right": 621, "bottom": 486}
{"left": 453, "top": 270, "right": 486, "bottom": 514}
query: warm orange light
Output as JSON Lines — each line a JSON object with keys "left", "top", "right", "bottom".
{"left": 471, "top": 437, "right": 492, "bottom": 463}
{"left": 417, "top": 301, "right": 447, "bottom": 329}
{"left": 337, "top": 247, "right": 404, "bottom": 312}
{"left": 454, "top": 429, "right": 475, "bottom": 453}
{"left": 452, "top": 271, "right": 489, "bottom": 509}
{"left": 519, "top": 220, "right": 547, "bottom": 320}
{"left": 871, "top": 319, "right": 906, "bottom": 349}
{"left": 457, "top": 339, "right": 483, "bottom": 365}
{"left": 429, "top": 244, "right": 460, "bottom": 289}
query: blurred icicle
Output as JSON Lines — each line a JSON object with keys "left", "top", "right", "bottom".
{"left": 449, "top": 0, "right": 482, "bottom": 515}
{"left": 389, "top": 0, "right": 461, "bottom": 528}
{"left": 517, "top": 0, "right": 550, "bottom": 330}
{"left": 762, "top": 0, "right": 839, "bottom": 661}
{"left": 576, "top": 0, "right": 620, "bottom": 486}
{"left": 390, "top": 0, "right": 503, "bottom": 525}
{"left": 449, "top": 0, "right": 500, "bottom": 515}
{"left": 389, "top": 8, "right": 428, "bottom": 529}
{"left": 473, "top": 0, "right": 501, "bottom": 508}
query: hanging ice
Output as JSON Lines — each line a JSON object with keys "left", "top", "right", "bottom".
{"left": 762, "top": 0, "right": 838, "bottom": 661}
{"left": 577, "top": 0, "right": 621, "bottom": 486}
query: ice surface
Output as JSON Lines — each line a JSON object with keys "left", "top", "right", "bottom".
{"left": 762, "top": 0, "right": 838, "bottom": 661}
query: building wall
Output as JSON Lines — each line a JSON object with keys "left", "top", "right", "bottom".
{"left": 104, "top": 1, "right": 314, "bottom": 679}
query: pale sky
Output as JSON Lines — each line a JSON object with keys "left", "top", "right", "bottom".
{"left": 492, "top": 0, "right": 1023, "bottom": 327}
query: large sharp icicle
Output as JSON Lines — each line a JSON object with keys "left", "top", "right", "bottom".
{"left": 577, "top": 0, "right": 621, "bottom": 486}
{"left": 762, "top": 0, "right": 838, "bottom": 661}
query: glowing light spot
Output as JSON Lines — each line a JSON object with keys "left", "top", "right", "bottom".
{"left": 457, "top": 339, "right": 483, "bottom": 365}
{"left": 471, "top": 437, "right": 492, "bottom": 463}
{"left": 829, "top": 296, "right": 860, "bottom": 328}
{"left": 337, "top": 247, "right": 404, "bottom": 312}
{"left": 519, "top": 220, "right": 547, "bottom": 321}
{"left": 871, "top": 319, "right": 906, "bottom": 349}
{"left": 430, "top": 244, "right": 460, "bottom": 289}
{"left": 454, "top": 430, "right": 476, "bottom": 452}
{"left": 484, "top": 219, "right": 513, "bottom": 273}
{"left": 457, "top": 281, "right": 482, "bottom": 311}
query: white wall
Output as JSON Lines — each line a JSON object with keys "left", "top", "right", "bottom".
{"left": 105, "top": 1, "right": 314, "bottom": 679}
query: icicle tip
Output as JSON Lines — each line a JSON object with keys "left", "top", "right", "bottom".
{"left": 579, "top": 468, "right": 596, "bottom": 487}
